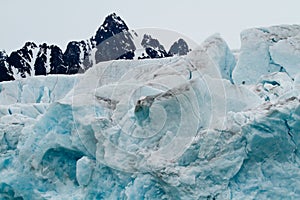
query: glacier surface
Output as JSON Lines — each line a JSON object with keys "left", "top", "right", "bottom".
{"left": 1, "top": 25, "right": 300, "bottom": 199}
{"left": 232, "top": 25, "right": 300, "bottom": 85}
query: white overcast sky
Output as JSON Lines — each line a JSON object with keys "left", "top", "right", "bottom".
{"left": 1, "top": 0, "right": 300, "bottom": 53}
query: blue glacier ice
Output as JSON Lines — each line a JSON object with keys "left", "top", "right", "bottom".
{"left": 200, "top": 34, "right": 236, "bottom": 83}
{"left": 1, "top": 25, "right": 300, "bottom": 199}
{"left": 232, "top": 25, "right": 300, "bottom": 85}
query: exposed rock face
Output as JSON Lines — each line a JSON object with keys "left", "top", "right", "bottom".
{"left": 7, "top": 42, "right": 37, "bottom": 78}
{"left": 140, "top": 34, "right": 169, "bottom": 59}
{"left": 0, "top": 13, "right": 193, "bottom": 83}
{"left": 34, "top": 44, "right": 66, "bottom": 75}
{"left": 63, "top": 41, "right": 92, "bottom": 74}
{"left": 168, "top": 38, "right": 190, "bottom": 56}
{"left": 34, "top": 43, "right": 49, "bottom": 76}
{"left": 6, "top": 42, "right": 68, "bottom": 78}
{"left": 0, "top": 13, "right": 137, "bottom": 81}
{"left": 49, "top": 45, "right": 66, "bottom": 74}
{"left": 94, "top": 13, "right": 136, "bottom": 62}
{"left": 0, "top": 50, "right": 14, "bottom": 82}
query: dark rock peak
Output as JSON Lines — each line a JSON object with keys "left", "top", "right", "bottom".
{"left": 24, "top": 41, "right": 37, "bottom": 47}
{"left": 5, "top": 42, "right": 66, "bottom": 77}
{"left": 38, "top": 43, "right": 48, "bottom": 51}
{"left": 31, "top": 43, "right": 66, "bottom": 76}
{"left": 168, "top": 38, "right": 190, "bottom": 56}
{"left": 35, "top": 43, "right": 49, "bottom": 76}
{"left": 0, "top": 50, "right": 8, "bottom": 62}
{"left": 94, "top": 13, "right": 130, "bottom": 46}
{"left": 36, "top": 43, "right": 51, "bottom": 59}
{"left": 22, "top": 42, "right": 38, "bottom": 60}
{"left": 0, "top": 50, "right": 14, "bottom": 82}
{"left": 94, "top": 13, "right": 136, "bottom": 63}
{"left": 94, "top": 31, "right": 136, "bottom": 62}
{"left": 63, "top": 40, "right": 92, "bottom": 74}
{"left": 13, "top": 41, "right": 38, "bottom": 61}
{"left": 49, "top": 45, "right": 65, "bottom": 74}
{"left": 140, "top": 34, "right": 169, "bottom": 59}
{"left": 7, "top": 42, "right": 38, "bottom": 78}
{"left": 23, "top": 41, "right": 38, "bottom": 51}
{"left": 0, "top": 13, "right": 192, "bottom": 82}
{"left": 141, "top": 34, "right": 165, "bottom": 51}
{"left": 0, "top": 51, "right": 8, "bottom": 70}
{"left": 63, "top": 41, "right": 82, "bottom": 74}
{"left": 50, "top": 44, "right": 62, "bottom": 52}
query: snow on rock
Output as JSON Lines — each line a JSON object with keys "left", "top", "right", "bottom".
{"left": 139, "top": 34, "right": 169, "bottom": 59}
{"left": 0, "top": 50, "right": 14, "bottom": 82}
{"left": 94, "top": 13, "right": 136, "bottom": 63}
{"left": 232, "top": 25, "right": 300, "bottom": 85}
{"left": 0, "top": 26, "right": 300, "bottom": 199}
{"left": 168, "top": 38, "right": 190, "bottom": 56}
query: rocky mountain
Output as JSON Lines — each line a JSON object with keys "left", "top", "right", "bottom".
{"left": 34, "top": 43, "right": 66, "bottom": 75}
{"left": 168, "top": 38, "right": 190, "bottom": 56}
{"left": 0, "top": 51, "right": 14, "bottom": 82}
{"left": 7, "top": 42, "right": 37, "bottom": 78}
{"left": 140, "top": 34, "right": 169, "bottom": 59}
{"left": 63, "top": 40, "right": 92, "bottom": 74}
{"left": 0, "top": 13, "right": 191, "bottom": 82}
{"left": 93, "top": 13, "right": 136, "bottom": 62}
{"left": 49, "top": 45, "right": 67, "bottom": 74}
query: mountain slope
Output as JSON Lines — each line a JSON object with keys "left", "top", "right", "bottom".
{"left": 0, "top": 51, "right": 14, "bottom": 82}
{"left": 0, "top": 13, "right": 191, "bottom": 82}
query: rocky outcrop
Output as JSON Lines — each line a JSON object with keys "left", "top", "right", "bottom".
{"left": 168, "top": 38, "right": 190, "bottom": 56}
{"left": 140, "top": 34, "right": 169, "bottom": 59}
{"left": 0, "top": 50, "right": 14, "bottom": 82}
{"left": 94, "top": 13, "right": 136, "bottom": 62}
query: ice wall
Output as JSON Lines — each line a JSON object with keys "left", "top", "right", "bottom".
{"left": 1, "top": 25, "right": 300, "bottom": 199}
{"left": 232, "top": 25, "right": 300, "bottom": 85}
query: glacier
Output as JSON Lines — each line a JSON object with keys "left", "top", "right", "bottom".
{"left": 232, "top": 25, "right": 300, "bottom": 85}
{"left": 1, "top": 25, "right": 300, "bottom": 199}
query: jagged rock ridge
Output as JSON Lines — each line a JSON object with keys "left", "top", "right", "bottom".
{"left": 0, "top": 51, "right": 14, "bottom": 82}
{"left": 0, "top": 13, "right": 190, "bottom": 82}
{"left": 168, "top": 38, "right": 190, "bottom": 56}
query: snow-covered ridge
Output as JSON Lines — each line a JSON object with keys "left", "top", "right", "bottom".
{"left": 0, "top": 13, "right": 191, "bottom": 83}
{"left": 1, "top": 24, "right": 300, "bottom": 199}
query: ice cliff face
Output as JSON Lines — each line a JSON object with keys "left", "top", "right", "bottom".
{"left": 1, "top": 25, "right": 300, "bottom": 199}
{"left": 232, "top": 25, "right": 300, "bottom": 84}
